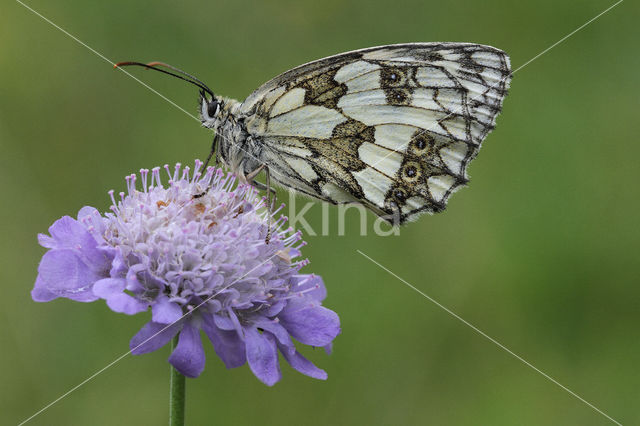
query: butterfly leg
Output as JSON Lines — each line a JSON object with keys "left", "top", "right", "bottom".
{"left": 264, "top": 166, "right": 276, "bottom": 243}
{"left": 202, "top": 135, "right": 219, "bottom": 170}
{"left": 246, "top": 165, "right": 276, "bottom": 244}
{"left": 246, "top": 165, "right": 276, "bottom": 203}
{"left": 193, "top": 135, "right": 218, "bottom": 199}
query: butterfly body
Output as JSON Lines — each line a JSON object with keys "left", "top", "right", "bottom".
{"left": 200, "top": 97, "right": 263, "bottom": 179}
{"left": 193, "top": 42, "right": 511, "bottom": 223}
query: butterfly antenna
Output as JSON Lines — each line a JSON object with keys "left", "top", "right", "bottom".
{"left": 114, "top": 61, "right": 215, "bottom": 98}
{"left": 145, "top": 62, "right": 213, "bottom": 94}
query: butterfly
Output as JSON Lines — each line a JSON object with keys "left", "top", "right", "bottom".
{"left": 117, "top": 43, "right": 511, "bottom": 224}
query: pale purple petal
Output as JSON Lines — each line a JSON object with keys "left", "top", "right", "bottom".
{"left": 128, "top": 266, "right": 166, "bottom": 292}
{"left": 106, "top": 293, "right": 148, "bottom": 315}
{"left": 36, "top": 250, "right": 101, "bottom": 302}
{"left": 279, "top": 303, "right": 340, "bottom": 347}
{"left": 213, "top": 314, "right": 235, "bottom": 331}
{"left": 169, "top": 322, "right": 205, "bottom": 378}
{"left": 92, "top": 278, "right": 126, "bottom": 298}
{"left": 264, "top": 299, "right": 286, "bottom": 317}
{"left": 130, "top": 321, "right": 181, "bottom": 355}
{"left": 277, "top": 342, "right": 327, "bottom": 380}
{"left": 253, "top": 317, "right": 295, "bottom": 354}
{"left": 31, "top": 276, "right": 58, "bottom": 302}
{"left": 46, "top": 216, "right": 96, "bottom": 250}
{"left": 77, "top": 206, "right": 106, "bottom": 239}
{"left": 125, "top": 264, "right": 147, "bottom": 293}
{"left": 49, "top": 216, "right": 114, "bottom": 270}
{"left": 202, "top": 315, "right": 246, "bottom": 368}
{"left": 37, "top": 233, "right": 56, "bottom": 249}
{"left": 226, "top": 308, "right": 244, "bottom": 336}
{"left": 152, "top": 296, "right": 183, "bottom": 324}
{"left": 324, "top": 343, "right": 333, "bottom": 355}
{"left": 109, "top": 250, "right": 128, "bottom": 278}
{"left": 245, "top": 327, "right": 281, "bottom": 386}
{"left": 77, "top": 206, "right": 100, "bottom": 221}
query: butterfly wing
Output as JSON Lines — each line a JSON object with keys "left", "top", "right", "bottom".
{"left": 240, "top": 43, "right": 511, "bottom": 223}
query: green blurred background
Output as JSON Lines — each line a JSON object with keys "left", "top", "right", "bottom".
{"left": 2, "top": 0, "right": 639, "bottom": 424}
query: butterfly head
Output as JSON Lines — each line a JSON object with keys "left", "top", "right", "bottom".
{"left": 199, "top": 91, "right": 224, "bottom": 129}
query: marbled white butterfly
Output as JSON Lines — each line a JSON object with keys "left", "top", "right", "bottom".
{"left": 117, "top": 43, "right": 511, "bottom": 224}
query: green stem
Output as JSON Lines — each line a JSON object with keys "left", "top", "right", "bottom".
{"left": 169, "top": 336, "right": 186, "bottom": 426}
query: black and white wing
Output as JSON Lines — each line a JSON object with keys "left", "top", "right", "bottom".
{"left": 241, "top": 43, "right": 511, "bottom": 223}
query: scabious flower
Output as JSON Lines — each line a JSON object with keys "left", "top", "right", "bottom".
{"left": 33, "top": 161, "right": 340, "bottom": 385}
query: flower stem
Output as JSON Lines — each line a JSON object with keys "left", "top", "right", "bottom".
{"left": 169, "top": 336, "right": 185, "bottom": 426}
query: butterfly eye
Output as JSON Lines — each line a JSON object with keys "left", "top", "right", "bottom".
{"left": 207, "top": 100, "right": 219, "bottom": 118}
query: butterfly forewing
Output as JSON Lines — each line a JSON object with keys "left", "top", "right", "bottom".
{"left": 241, "top": 43, "right": 511, "bottom": 223}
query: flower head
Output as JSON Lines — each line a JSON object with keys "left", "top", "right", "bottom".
{"left": 33, "top": 161, "right": 340, "bottom": 385}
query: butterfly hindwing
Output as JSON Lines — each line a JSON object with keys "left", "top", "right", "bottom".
{"left": 241, "top": 43, "right": 511, "bottom": 223}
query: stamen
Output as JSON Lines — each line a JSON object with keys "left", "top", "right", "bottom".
{"left": 129, "top": 174, "right": 137, "bottom": 194}
{"left": 281, "top": 284, "right": 320, "bottom": 300}
{"left": 108, "top": 190, "right": 117, "bottom": 209}
{"left": 140, "top": 168, "right": 149, "bottom": 192}
{"left": 151, "top": 167, "right": 162, "bottom": 188}
{"left": 173, "top": 163, "right": 182, "bottom": 181}
{"left": 194, "top": 159, "right": 203, "bottom": 175}
{"left": 270, "top": 203, "right": 286, "bottom": 217}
